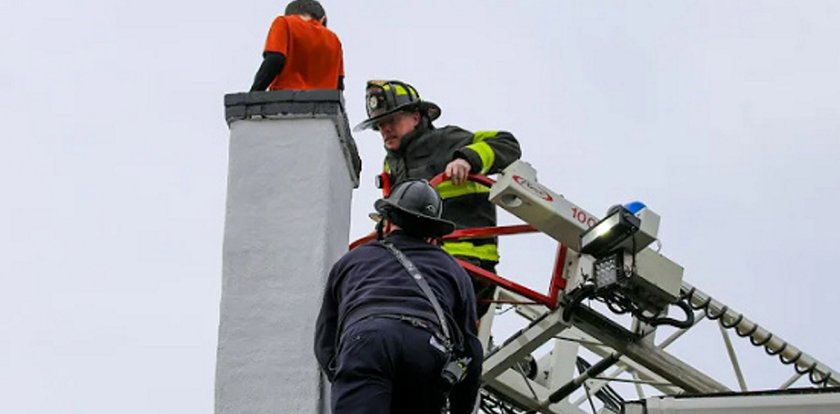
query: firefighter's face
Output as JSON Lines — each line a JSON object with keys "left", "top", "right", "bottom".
{"left": 377, "top": 111, "right": 420, "bottom": 151}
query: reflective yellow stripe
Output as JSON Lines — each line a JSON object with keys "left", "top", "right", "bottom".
{"left": 436, "top": 180, "right": 490, "bottom": 199}
{"left": 466, "top": 142, "right": 495, "bottom": 174}
{"left": 383, "top": 84, "right": 391, "bottom": 91}
{"left": 442, "top": 241, "right": 499, "bottom": 262}
{"left": 383, "top": 159, "right": 391, "bottom": 174}
{"left": 394, "top": 84, "right": 408, "bottom": 95}
{"left": 472, "top": 130, "right": 498, "bottom": 142}
{"left": 469, "top": 131, "right": 499, "bottom": 174}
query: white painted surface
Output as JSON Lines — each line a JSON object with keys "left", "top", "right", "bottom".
{"left": 625, "top": 390, "right": 840, "bottom": 414}
{"left": 215, "top": 117, "right": 353, "bottom": 414}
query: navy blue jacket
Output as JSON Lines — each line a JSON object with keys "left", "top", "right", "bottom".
{"left": 314, "top": 232, "right": 482, "bottom": 413}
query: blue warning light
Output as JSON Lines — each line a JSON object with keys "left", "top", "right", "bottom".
{"left": 623, "top": 201, "right": 647, "bottom": 215}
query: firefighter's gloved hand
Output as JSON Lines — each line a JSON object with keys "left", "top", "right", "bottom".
{"left": 445, "top": 158, "right": 472, "bottom": 185}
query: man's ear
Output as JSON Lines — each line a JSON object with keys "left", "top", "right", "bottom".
{"left": 320, "top": 16, "right": 327, "bottom": 26}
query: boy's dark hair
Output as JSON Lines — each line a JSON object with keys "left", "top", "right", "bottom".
{"left": 285, "top": 0, "right": 326, "bottom": 21}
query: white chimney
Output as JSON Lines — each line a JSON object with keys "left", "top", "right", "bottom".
{"left": 216, "top": 90, "right": 360, "bottom": 414}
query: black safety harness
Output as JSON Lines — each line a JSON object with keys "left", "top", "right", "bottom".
{"left": 330, "top": 240, "right": 471, "bottom": 409}
{"left": 379, "top": 240, "right": 457, "bottom": 350}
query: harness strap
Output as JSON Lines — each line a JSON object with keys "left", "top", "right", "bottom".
{"left": 379, "top": 240, "right": 455, "bottom": 350}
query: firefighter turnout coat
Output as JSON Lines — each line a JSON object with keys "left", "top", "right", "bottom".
{"left": 383, "top": 121, "right": 521, "bottom": 262}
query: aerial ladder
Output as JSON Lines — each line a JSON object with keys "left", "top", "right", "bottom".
{"left": 410, "top": 161, "right": 839, "bottom": 413}
{"left": 221, "top": 90, "right": 838, "bottom": 414}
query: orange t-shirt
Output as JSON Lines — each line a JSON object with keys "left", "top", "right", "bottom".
{"left": 263, "top": 15, "right": 344, "bottom": 90}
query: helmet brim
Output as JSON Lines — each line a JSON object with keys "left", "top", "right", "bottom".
{"left": 353, "top": 101, "right": 442, "bottom": 132}
{"left": 374, "top": 198, "right": 455, "bottom": 237}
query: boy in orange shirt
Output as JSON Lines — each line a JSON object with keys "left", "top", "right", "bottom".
{"left": 250, "top": 0, "right": 344, "bottom": 91}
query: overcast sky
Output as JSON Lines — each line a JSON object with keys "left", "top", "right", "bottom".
{"left": 2, "top": 1, "right": 839, "bottom": 413}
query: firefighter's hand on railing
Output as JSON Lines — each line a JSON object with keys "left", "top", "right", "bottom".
{"left": 444, "top": 158, "right": 472, "bottom": 185}
{"left": 429, "top": 171, "right": 495, "bottom": 188}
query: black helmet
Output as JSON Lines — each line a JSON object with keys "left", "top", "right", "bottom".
{"left": 374, "top": 179, "right": 455, "bottom": 237}
{"left": 353, "top": 80, "right": 442, "bottom": 132}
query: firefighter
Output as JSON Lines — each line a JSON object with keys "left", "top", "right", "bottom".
{"left": 250, "top": 0, "right": 344, "bottom": 91}
{"left": 314, "top": 180, "right": 482, "bottom": 414}
{"left": 354, "top": 80, "right": 522, "bottom": 318}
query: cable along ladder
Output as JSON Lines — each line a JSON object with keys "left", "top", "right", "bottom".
{"left": 436, "top": 161, "right": 840, "bottom": 414}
